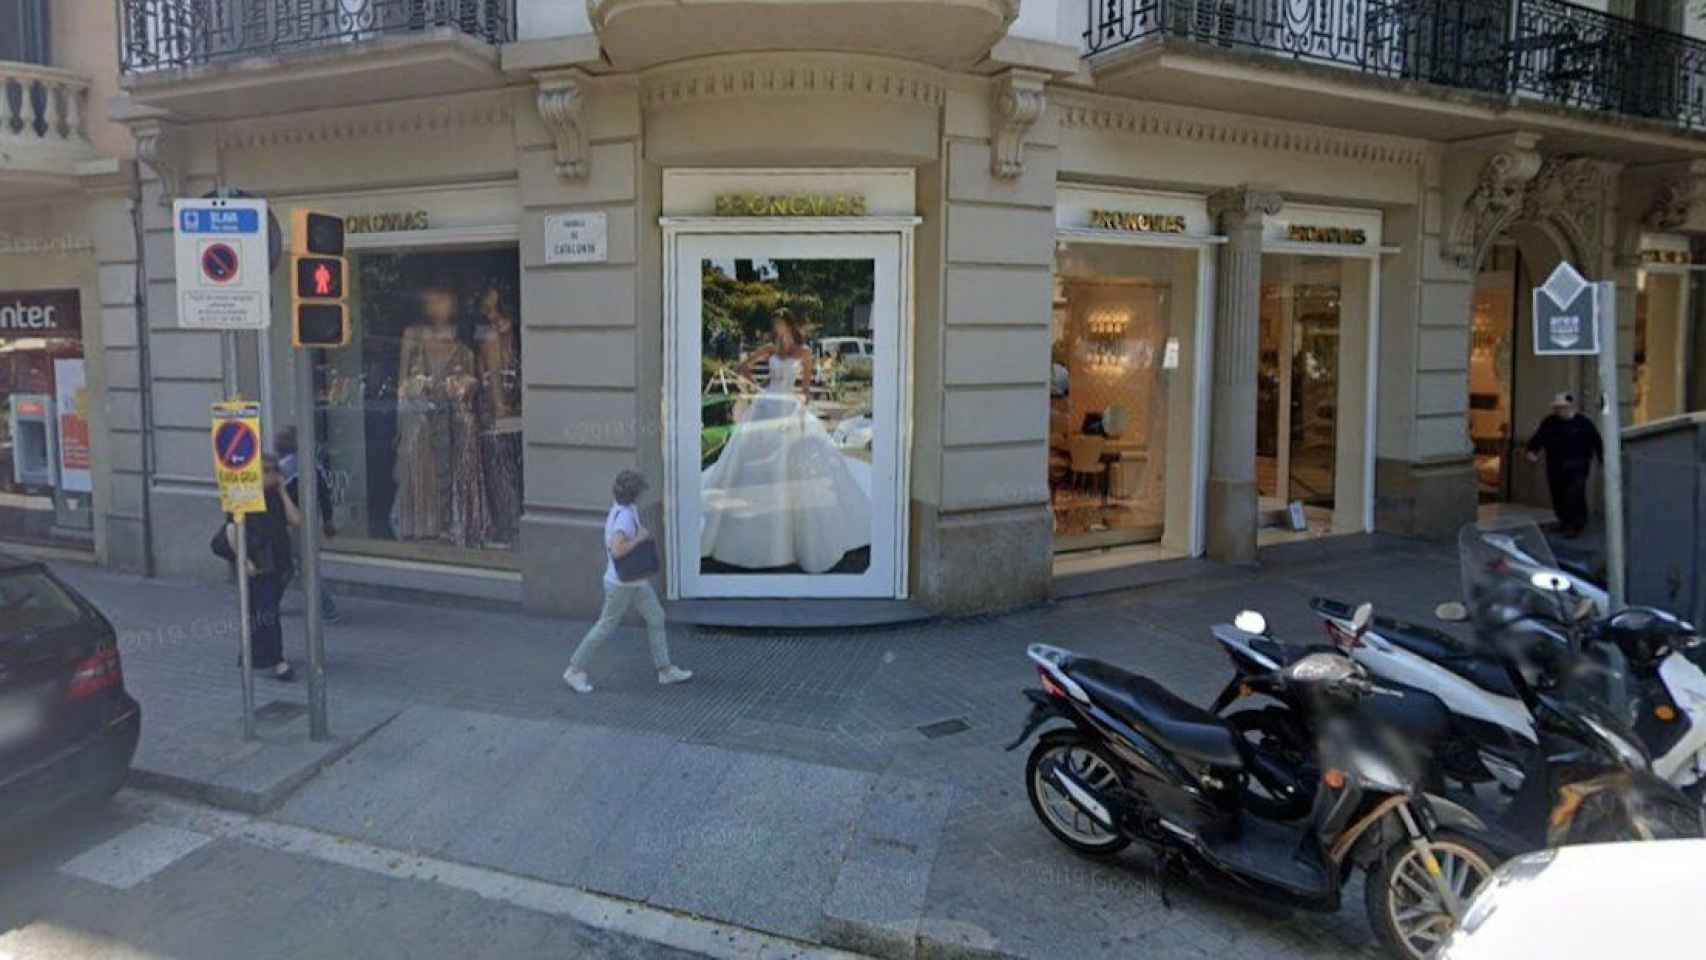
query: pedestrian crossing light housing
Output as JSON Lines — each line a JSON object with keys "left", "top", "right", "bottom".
{"left": 289, "top": 210, "right": 348, "bottom": 348}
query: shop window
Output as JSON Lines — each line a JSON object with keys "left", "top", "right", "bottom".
{"left": 317, "top": 247, "right": 522, "bottom": 566}
{"left": 1634, "top": 269, "right": 1687, "bottom": 425}
{"left": 0, "top": 288, "right": 92, "bottom": 550}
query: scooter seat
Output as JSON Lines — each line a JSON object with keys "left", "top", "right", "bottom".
{"left": 1062, "top": 658, "right": 1243, "bottom": 769}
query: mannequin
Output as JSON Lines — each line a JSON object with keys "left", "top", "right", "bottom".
{"left": 476, "top": 284, "right": 523, "bottom": 545}
{"left": 394, "top": 285, "right": 491, "bottom": 546}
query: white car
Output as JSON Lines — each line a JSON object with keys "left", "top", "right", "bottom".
{"left": 815, "top": 337, "right": 874, "bottom": 378}
{"left": 1440, "top": 839, "right": 1706, "bottom": 958}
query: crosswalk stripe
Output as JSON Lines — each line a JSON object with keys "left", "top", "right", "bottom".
{"left": 57, "top": 822, "right": 213, "bottom": 890}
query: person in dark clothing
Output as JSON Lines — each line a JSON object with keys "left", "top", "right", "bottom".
{"left": 1525, "top": 392, "right": 1602, "bottom": 538}
{"left": 223, "top": 454, "right": 303, "bottom": 681}
{"left": 276, "top": 426, "right": 340, "bottom": 622}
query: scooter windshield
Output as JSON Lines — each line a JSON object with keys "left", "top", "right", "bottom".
{"left": 1458, "top": 520, "right": 1575, "bottom": 633}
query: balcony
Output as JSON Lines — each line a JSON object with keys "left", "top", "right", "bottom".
{"left": 1082, "top": 0, "right": 1706, "bottom": 145}
{"left": 117, "top": 1, "right": 516, "bottom": 120}
{"left": 0, "top": 62, "right": 103, "bottom": 200}
{"left": 589, "top": 0, "right": 1022, "bottom": 70}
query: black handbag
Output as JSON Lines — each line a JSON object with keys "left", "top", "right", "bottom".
{"left": 612, "top": 537, "right": 660, "bottom": 582}
{"left": 210, "top": 521, "right": 236, "bottom": 562}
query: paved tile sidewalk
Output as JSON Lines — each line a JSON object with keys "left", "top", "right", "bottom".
{"left": 57, "top": 534, "right": 1462, "bottom": 959}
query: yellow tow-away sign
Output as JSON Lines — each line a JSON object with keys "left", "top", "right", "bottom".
{"left": 211, "top": 400, "right": 265, "bottom": 515}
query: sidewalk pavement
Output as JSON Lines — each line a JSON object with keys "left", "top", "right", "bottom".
{"left": 57, "top": 534, "right": 1464, "bottom": 960}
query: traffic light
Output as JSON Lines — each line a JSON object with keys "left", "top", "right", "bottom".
{"left": 290, "top": 210, "right": 347, "bottom": 347}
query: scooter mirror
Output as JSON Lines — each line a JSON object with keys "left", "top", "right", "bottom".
{"left": 1530, "top": 570, "right": 1572, "bottom": 594}
{"left": 1435, "top": 601, "right": 1470, "bottom": 623}
{"left": 1351, "top": 602, "right": 1375, "bottom": 635}
{"left": 1233, "top": 610, "right": 1268, "bottom": 635}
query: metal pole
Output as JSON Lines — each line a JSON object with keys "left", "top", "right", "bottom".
{"left": 297, "top": 347, "right": 328, "bottom": 740}
{"left": 223, "top": 330, "right": 255, "bottom": 738}
{"left": 1596, "top": 281, "right": 1627, "bottom": 609}
{"left": 236, "top": 514, "right": 255, "bottom": 741}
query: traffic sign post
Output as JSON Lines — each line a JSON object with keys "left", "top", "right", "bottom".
{"left": 1532, "top": 262, "right": 1625, "bottom": 607}
{"left": 173, "top": 198, "right": 272, "bottom": 331}
{"left": 212, "top": 400, "right": 265, "bottom": 740}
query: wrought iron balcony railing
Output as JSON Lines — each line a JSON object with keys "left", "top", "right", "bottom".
{"left": 118, "top": 0, "right": 516, "bottom": 73}
{"left": 1083, "top": 0, "right": 1706, "bottom": 131}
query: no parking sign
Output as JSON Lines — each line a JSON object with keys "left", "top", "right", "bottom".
{"left": 211, "top": 401, "right": 265, "bottom": 514}
{"left": 174, "top": 198, "right": 271, "bottom": 330}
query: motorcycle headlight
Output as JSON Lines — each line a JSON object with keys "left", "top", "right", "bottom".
{"left": 1579, "top": 713, "right": 1650, "bottom": 770}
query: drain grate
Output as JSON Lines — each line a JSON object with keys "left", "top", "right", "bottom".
{"left": 254, "top": 701, "right": 307, "bottom": 725}
{"left": 916, "top": 717, "right": 971, "bottom": 740}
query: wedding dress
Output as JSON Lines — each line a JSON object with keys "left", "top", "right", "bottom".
{"left": 700, "top": 356, "right": 873, "bottom": 574}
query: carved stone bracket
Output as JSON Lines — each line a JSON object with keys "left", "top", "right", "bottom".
{"left": 1644, "top": 168, "right": 1706, "bottom": 231}
{"left": 1207, "top": 186, "right": 1284, "bottom": 231}
{"left": 1446, "top": 142, "right": 1542, "bottom": 269}
{"left": 133, "top": 120, "right": 184, "bottom": 207}
{"left": 991, "top": 70, "right": 1048, "bottom": 180}
{"left": 536, "top": 69, "right": 590, "bottom": 181}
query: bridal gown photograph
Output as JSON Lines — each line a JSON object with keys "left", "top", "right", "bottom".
{"left": 696, "top": 256, "right": 880, "bottom": 578}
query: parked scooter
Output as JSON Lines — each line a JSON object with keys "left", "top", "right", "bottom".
{"left": 1309, "top": 521, "right": 1706, "bottom": 805}
{"left": 1009, "top": 606, "right": 1507, "bottom": 960}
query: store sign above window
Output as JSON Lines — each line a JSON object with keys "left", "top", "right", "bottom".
{"left": 1640, "top": 248, "right": 1700, "bottom": 265}
{"left": 345, "top": 211, "right": 430, "bottom": 234}
{"left": 1087, "top": 210, "right": 1188, "bottom": 234}
{"left": 714, "top": 193, "right": 868, "bottom": 217}
{"left": 0, "top": 289, "right": 81, "bottom": 336}
{"left": 1286, "top": 224, "right": 1368, "bottom": 245}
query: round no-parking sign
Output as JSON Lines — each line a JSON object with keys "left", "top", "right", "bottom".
{"left": 201, "top": 242, "right": 240, "bottom": 284}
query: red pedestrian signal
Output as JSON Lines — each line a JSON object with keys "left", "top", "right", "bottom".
{"left": 288, "top": 209, "right": 348, "bottom": 348}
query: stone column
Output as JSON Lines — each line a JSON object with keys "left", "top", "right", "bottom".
{"left": 1206, "top": 187, "right": 1282, "bottom": 564}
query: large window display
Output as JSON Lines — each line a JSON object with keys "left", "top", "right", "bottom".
{"left": 1634, "top": 267, "right": 1688, "bottom": 425}
{"left": 670, "top": 232, "right": 903, "bottom": 599}
{"left": 317, "top": 247, "right": 522, "bottom": 566}
{"left": 1049, "top": 245, "right": 1201, "bottom": 555}
{"left": 0, "top": 288, "right": 93, "bottom": 550}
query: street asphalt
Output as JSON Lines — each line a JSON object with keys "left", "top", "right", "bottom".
{"left": 34, "top": 533, "right": 1471, "bottom": 960}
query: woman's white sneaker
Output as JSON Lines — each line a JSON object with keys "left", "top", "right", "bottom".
{"left": 657, "top": 666, "right": 693, "bottom": 685}
{"left": 562, "top": 668, "right": 593, "bottom": 693}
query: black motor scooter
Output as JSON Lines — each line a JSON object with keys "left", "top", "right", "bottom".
{"left": 1009, "top": 608, "right": 1505, "bottom": 960}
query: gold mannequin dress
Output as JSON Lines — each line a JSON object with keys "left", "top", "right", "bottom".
{"left": 477, "top": 317, "right": 523, "bottom": 545}
{"left": 394, "top": 325, "right": 491, "bottom": 546}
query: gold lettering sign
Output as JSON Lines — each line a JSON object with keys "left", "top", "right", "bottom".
{"left": 1286, "top": 224, "right": 1367, "bottom": 245}
{"left": 1641, "top": 248, "right": 1696, "bottom": 265}
{"left": 714, "top": 193, "right": 868, "bottom": 217}
{"left": 345, "top": 211, "right": 430, "bottom": 234}
{"left": 1087, "top": 209, "right": 1189, "bottom": 234}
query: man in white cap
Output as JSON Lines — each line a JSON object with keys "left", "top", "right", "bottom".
{"left": 1525, "top": 392, "right": 1602, "bottom": 538}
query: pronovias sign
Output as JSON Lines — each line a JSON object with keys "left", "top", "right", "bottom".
{"left": 714, "top": 193, "right": 867, "bottom": 217}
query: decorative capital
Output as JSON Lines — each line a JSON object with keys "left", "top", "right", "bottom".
{"left": 991, "top": 70, "right": 1048, "bottom": 180}
{"left": 1446, "top": 143, "right": 1542, "bottom": 269}
{"left": 536, "top": 69, "right": 590, "bottom": 181}
{"left": 133, "top": 120, "right": 184, "bottom": 208}
{"left": 1207, "top": 187, "right": 1283, "bottom": 230}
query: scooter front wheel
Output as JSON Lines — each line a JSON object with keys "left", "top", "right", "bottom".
{"left": 1025, "top": 732, "right": 1132, "bottom": 858}
{"left": 1366, "top": 831, "right": 1496, "bottom": 960}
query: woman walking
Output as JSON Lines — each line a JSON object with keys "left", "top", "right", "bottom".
{"left": 222, "top": 454, "right": 301, "bottom": 681}
{"left": 563, "top": 470, "right": 692, "bottom": 693}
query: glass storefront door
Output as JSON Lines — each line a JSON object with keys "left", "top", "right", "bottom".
{"left": 670, "top": 232, "right": 903, "bottom": 598}
{"left": 1050, "top": 244, "right": 1202, "bottom": 555}
{"left": 1634, "top": 268, "right": 1689, "bottom": 425}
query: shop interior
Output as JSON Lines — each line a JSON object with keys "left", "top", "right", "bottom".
{"left": 0, "top": 334, "right": 92, "bottom": 550}
{"left": 1471, "top": 244, "right": 1518, "bottom": 502}
{"left": 1255, "top": 252, "right": 1372, "bottom": 542}
{"left": 1049, "top": 243, "right": 1200, "bottom": 559}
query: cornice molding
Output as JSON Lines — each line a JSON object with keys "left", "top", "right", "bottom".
{"left": 535, "top": 68, "right": 590, "bottom": 181}
{"left": 215, "top": 95, "right": 513, "bottom": 152}
{"left": 1054, "top": 90, "right": 1430, "bottom": 167}
{"left": 991, "top": 69, "right": 1047, "bottom": 179}
{"left": 640, "top": 54, "right": 948, "bottom": 112}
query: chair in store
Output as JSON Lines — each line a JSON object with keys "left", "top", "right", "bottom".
{"left": 1068, "top": 435, "right": 1108, "bottom": 504}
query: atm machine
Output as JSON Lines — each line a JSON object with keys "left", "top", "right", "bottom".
{"left": 8, "top": 393, "right": 57, "bottom": 489}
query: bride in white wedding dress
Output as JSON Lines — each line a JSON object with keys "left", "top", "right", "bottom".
{"left": 701, "top": 310, "right": 873, "bottom": 574}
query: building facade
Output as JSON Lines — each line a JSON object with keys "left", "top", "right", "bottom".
{"left": 43, "top": 0, "right": 1706, "bottom": 617}
{"left": 1, "top": 0, "right": 141, "bottom": 567}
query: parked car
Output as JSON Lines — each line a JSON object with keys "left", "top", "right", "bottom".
{"left": 0, "top": 554, "right": 140, "bottom": 831}
{"left": 1440, "top": 839, "right": 1706, "bottom": 958}
{"left": 815, "top": 337, "right": 874, "bottom": 380}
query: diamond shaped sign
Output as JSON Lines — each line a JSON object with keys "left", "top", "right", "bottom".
{"left": 1539, "top": 261, "right": 1588, "bottom": 309}
{"left": 1532, "top": 262, "right": 1601, "bottom": 356}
